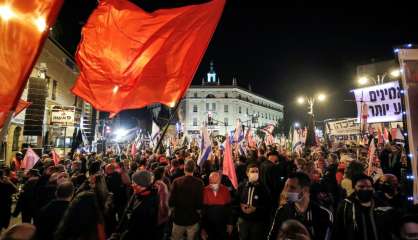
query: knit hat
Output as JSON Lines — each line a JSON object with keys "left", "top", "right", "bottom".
{"left": 132, "top": 170, "right": 154, "bottom": 188}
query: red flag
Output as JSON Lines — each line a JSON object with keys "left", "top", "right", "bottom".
{"left": 223, "top": 134, "right": 238, "bottom": 189}
{"left": 383, "top": 128, "right": 389, "bottom": 143}
{"left": 21, "top": 147, "right": 40, "bottom": 169}
{"left": 72, "top": 0, "right": 225, "bottom": 114}
{"left": 0, "top": 0, "right": 63, "bottom": 128}
{"left": 377, "top": 128, "right": 384, "bottom": 144}
{"left": 14, "top": 100, "right": 31, "bottom": 117}
{"left": 131, "top": 143, "right": 137, "bottom": 158}
{"left": 51, "top": 150, "right": 60, "bottom": 165}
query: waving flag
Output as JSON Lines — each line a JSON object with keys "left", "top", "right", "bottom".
{"left": 51, "top": 149, "right": 60, "bottom": 165}
{"left": 367, "top": 139, "right": 383, "bottom": 181}
{"left": 223, "top": 134, "right": 238, "bottom": 189}
{"left": 0, "top": 0, "right": 63, "bottom": 128}
{"left": 233, "top": 119, "right": 244, "bottom": 143}
{"left": 131, "top": 143, "right": 137, "bottom": 158}
{"left": 245, "top": 128, "right": 256, "bottom": 148}
{"left": 72, "top": 0, "right": 225, "bottom": 114}
{"left": 198, "top": 124, "right": 212, "bottom": 167}
{"left": 21, "top": 147, "right": 40, "bottom": 169}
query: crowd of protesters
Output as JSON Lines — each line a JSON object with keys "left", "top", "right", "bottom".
{"left": 0, "top": 138, "right": 417, "bottom": 240}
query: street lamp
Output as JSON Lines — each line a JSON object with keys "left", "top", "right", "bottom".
{"left": 294, "top": 122, "right": 300, "bottom": 128}
{"left": 357, "top": 68, "right": 401, "bottom": 86}
{"left": 297, "top": 93, "right": 326, "bottom": 116}
{"left": 358, "top": 76, "right": 369, "bottom": 85}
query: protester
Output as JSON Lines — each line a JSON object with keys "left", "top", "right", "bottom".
{"left": 55, "top": 192, "right": 106, "bottom": 240}
{"left": 0, "top": 168, "right": 18, "bottom": 231}
{"left": 153, "top": 166, "right": 170, "bottom": 240}
{"left": 236, "top": 163, "right": 270, "bottom": 240}
{"left": 201, "top": 171, "right": 233, "bottom": 240}
{"left": 118, "top": 170, "right": 159, "bottom": 240}
{"left": 332, "top": 174, "right": 394, "bottom": 240}
{"left": 395, "top": 214, "right": 418, "bottom": 240}
{"left": 268, "top": 172, "right": 333, "bottom": 240}
{"left": 169, "top": 160, "right": 204, "bottom": 240}
{"left": 35, "top": 181, "right": 74, "bottom": 240}
{"left": 13, "top": 169, "right": 40, "bottom": 223}
{"left": 277, "top": 219, "right": 312, "bottom": 240}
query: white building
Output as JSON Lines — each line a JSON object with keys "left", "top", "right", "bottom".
{"left": 179, "top": 62, "right": 284, "bottom": 137}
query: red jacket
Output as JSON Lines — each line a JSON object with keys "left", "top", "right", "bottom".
{"left": 203, "top": 184, "right": 231, "bottom": 205}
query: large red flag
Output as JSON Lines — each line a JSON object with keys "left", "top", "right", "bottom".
{"left": 223, "top": 135, "right": 238, "bottom": 189}
{"left": 0, "top": 0, "right": 63, "bottom": 128}
{"left": 72, "top": 0, "right": 225, "bottom": 114}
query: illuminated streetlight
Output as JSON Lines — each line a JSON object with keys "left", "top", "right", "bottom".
{"left": 358, "top": 76, "right": 369, "bottom": 85}
{"left": 0, "top": 5, "right": 14, "bottom": 21}
{"left": 294, "top": 122, "right": 300, "bottom": 128}
{"left": 390, "top": 69, "right": 401, "bottom": 78}
{"left": 297, "top": 97, "right": 305, "bottom": 104}
{"left": 317, "top": 93, "right": 326, "bottom": 102}
{"left": 296, "top": 93, "right": 326, "bottom": 116}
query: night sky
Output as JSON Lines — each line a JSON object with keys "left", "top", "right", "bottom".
{"left": 54, "top": 1, "right": 418, "bottom": 129}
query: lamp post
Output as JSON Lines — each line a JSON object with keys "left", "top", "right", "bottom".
{"left": 357, "top": 68, "right": 401, "bottom": 86}
{"left": 297, "top": 93, "right": 326, "bottom": 116}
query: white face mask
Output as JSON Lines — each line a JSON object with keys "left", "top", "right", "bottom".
{"left": 248, "top": 172, "right": 259, "bottom": 182}
{"left": 287, "top": 192, "right": 302, "bottom": 203}
{"left": 210, "top": 183, "right": 220, "bottom": 192}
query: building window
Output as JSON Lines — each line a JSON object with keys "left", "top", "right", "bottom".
{"left": 194, "top": 92, "right": 198, "bottom": 98}
{"left": 224, "top": 105, "right": 228, "bottom": 113}
{"left": 239, "top": 106, "right": 242, "bottom": 114}
{"left": 193, "top": 118, "right": 197, "bottom": 126}
{"left": 193, "top": 105, "right": 197, "bottom": 112}
{"left": 238, "top": 94, "right": 241, "bottom": 99}
{"left": 206, "top": 94, "right": 216, "bottom": 98}
{"left": 52, "top": 80, "right": 57, "bottom": 100}
{"left": 246, "top": 108, "right": 249, "bottom": 114}
{"left": 206, "top": 103, "right": 209, "bottom": 111}
{"left": 212, "top": 103, "right": 216, "bottom": 111}
{"left": 12, "top": 127, "right": 21, "bottom": 151}
{"left": 224, "top": 118, "right": 228, "bottom": 126}
{"left": 225, "top": 93, "right": 228, "bottom": 98}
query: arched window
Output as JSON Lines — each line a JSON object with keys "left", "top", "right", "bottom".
{"left": 206, "top": 94, "right": 216, "bottom": 98}
{"left": 12, "top": 127, "right": 21, "bottom": 151}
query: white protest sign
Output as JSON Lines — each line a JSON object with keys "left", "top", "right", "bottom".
{"left": 352, "top": 81, "right": 403, "bottom": 123}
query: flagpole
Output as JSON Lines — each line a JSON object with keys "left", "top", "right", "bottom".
{"left": 153, "top": 100, "right": 182, "bottom": 153}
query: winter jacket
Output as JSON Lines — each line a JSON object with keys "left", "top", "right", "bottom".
{"left": 236, "top": 180, "right": 271, "bottom": 222}
{"left": 331, "top": 194, "right": 395, "bottom": 240}
{"left": 268, "top": 201, "right": 333, "bottom": 240}
{"left": 121, "top": 188, "right": 159, "bottom": 240}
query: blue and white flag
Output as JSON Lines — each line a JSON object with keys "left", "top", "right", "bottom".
{"left": 198, "top": 124, "right": 212, "bottom": 167}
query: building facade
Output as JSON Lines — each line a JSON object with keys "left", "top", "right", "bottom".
{"left": 1, "top": 38, "right": 96, "bottom": 164}
{"left": 179, "top": 62, "right": 284, "bottom": 137}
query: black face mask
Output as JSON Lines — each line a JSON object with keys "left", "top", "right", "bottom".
{"left": 382, "top": 184, "right": 395, "bottom": 196}
{"left": 357, "top": 190, "right": 373, "bottom": 203}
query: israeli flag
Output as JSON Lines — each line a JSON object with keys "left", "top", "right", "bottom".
{"left": 198, "top": 125, "right": 212, "bottom": 167}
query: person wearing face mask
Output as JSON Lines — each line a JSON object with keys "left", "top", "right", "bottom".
{"left": 268, "top": 172, "right": 333, "bottom": 240}
{"left": 201, "top": 172, "right": 233, "bottom": 240}
{"left": 332, "top": 174, "right": 395, "bottom": 240}
{"left": 236, "top": 163, "right": 270, "bottom": 240}
{"left": 375, "top": 174, "right": 408, "bottom": 213}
